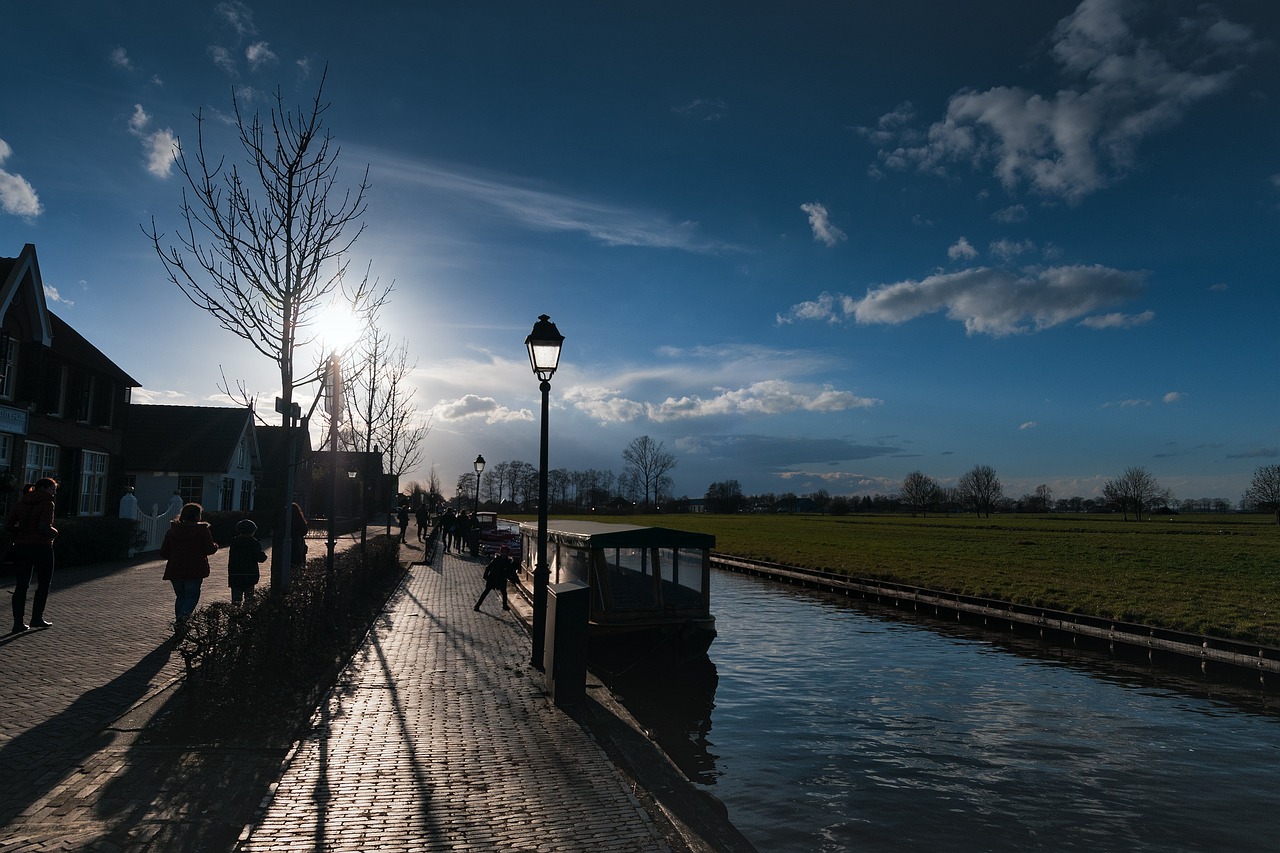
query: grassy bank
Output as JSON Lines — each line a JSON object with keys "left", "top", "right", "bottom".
{"left": 512, "top": 512, "right": 1280, "bottom": 647}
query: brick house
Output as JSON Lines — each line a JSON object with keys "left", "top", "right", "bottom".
{"left": 0, "top": 244, "right": 139, "bottom": 517}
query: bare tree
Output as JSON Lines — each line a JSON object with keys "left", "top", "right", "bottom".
{"left": 1244, "top": 464, "right": 1280, "bottom": 525}
{"left": 622, "top": 435, "right": 677, "bottom": 510}
{"left": 1102, "top": 466, "right": 1172, "bottom": 521}
{"left": 145, "top": 69, "right": 388, "bottom": 592}
{"left": 956, "top": 464, "right": 1003, "bottom": 518}
{"left": 901, "top": 470, "right": 940, "bottom": 517}
{"left": 338, "top": 331, "right": 427, "bottom": 487}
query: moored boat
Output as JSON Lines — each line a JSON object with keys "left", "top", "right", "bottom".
{"left": 517, "top": 519, "right": 716, "bottom": 665}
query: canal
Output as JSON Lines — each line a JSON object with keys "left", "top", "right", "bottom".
{"left": 607, "top": 568, "right": 1280, "bottom": 852}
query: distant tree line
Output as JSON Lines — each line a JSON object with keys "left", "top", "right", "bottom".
{"left": 416, "top": 441, "right": 1280, "bottom": 526}
{"left": 407, "top": 435, "right": 680, "bottom": 514}
{"left": 706, "top": 463, "right": 1280, "bottom": 524}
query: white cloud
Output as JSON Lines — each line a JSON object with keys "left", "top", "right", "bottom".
{"left": 780, "top": 264, "right": 1146, "bottom": 337}
{"left": 110, "top": 46, "right": 132, "bottom": 69}
{"left": 1020, "top": 421, "right": 1038, "bottom": 430}
{"left": 431, "top": 394, "right": 533, "bottom": 424}
{"left": 1078, "top": 309, "right": 1154, "bottom": 329}
{"left": 1103, "top": 398, "right": 1151, "bottom": 408}
{"left": 246, "top": 41, "right": 277, "bottom": 70}
{"left": 801, "top": 202, "right": 846, "bottom": 247}
{"left": 673, "top": 98, "right": 728, "bottom": 121}
{"left": 862, "top": 0, "right": 1260, "bottom": 202}
{"left": 947, "top": 237, "right": 977, "bottom": 260}
{"left": 362, "top": 151, "right": 740, "bottom": 253}
{"left": 564, "top": 379, "right": 879, "bottom": 424}
{"left": 215, "top": 1, "right": 257, "bottom": 38}
{"left": 989, "top": 238, "right": 1036, "bottom": 260}
{"left": 0, "top": 138, "right": 42, "bottom": 218}
{"left": 209, "top": 45, "right": 237, "bottom": 76}
{"left": 128, "top": 105, "right": 178, "bottom": 178}
{"left": 993, "top": 204, "right": 1028, "bottom": 223}
{"left": 43, "top": 285, "right": 73, "bottom": 307}
{"left": 1163, "top": 391, "right": 1185, "bottom": 404}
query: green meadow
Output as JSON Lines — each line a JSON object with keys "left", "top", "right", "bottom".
{"left": 524, "top": 512, "right": 1280, "bottom": 647}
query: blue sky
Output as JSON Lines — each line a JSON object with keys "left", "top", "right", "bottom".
{"left": 4, "top": 0, "right": 1278, "bottom": 505}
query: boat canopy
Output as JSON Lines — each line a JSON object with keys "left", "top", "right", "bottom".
{"left": 519, "top": 520, "right": 715, "bottom": 552}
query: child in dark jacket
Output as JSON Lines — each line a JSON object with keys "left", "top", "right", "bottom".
{"left": 227, "top": 518, "right": 268, "bottom": 605}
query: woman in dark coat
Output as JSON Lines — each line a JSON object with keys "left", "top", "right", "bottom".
{"left": 161, "top": 502, "right": 219, "bottom": 628}
{"left": 6, "top": 477, "right": 59, "bottom": 633}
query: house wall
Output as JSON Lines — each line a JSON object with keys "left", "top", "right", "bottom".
{"left": 1, "top": 329, "right": 130, "bottom": 518}
{"left": 130, "top": 432, "right": 257, "bottom": 517}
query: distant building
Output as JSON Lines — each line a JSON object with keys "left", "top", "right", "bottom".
{"left": 122, "top": 404, "right": 260, "bottom": 515}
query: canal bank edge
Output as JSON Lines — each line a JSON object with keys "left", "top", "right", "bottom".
{"left": 503, "top": 581, "right": 759, "bottom": 853}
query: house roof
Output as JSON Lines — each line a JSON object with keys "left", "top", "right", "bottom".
{"left": 256, "top": 424, "right": 313, "bottom": 466}
{"left": 3, "top": 244, "right": 139, "bottom": 385}
{"left": 49, "top": 311, "right": 139, "bottom": 386}
{"left": 123, "top": 404, "right": 254, "bottom": 473}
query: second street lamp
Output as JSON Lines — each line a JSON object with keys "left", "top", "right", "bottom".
{"left": 526, "top": 313, "right": 564, "bottom": 670}
{"left": 473, "top": 454, "right": 485, "bottom": 515}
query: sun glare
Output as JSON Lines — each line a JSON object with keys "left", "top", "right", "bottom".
{"left": 312, "top": 304, "right": 365, "bottom": 353}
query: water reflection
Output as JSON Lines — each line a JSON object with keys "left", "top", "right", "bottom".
{"left": 600, "top": 653, "right": 721, "bottom": 785}
{"left": 605, "top": 568, "right": 1280, "bottom": 853}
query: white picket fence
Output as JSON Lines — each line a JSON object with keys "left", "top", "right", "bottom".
{"left": 132, "top": 504, "right": 172, "bottom": 554}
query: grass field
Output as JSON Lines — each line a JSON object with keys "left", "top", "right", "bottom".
{"left": 509, "top": 512, "right": 1280, "bottom": 647}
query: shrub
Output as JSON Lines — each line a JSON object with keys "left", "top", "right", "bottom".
{"left": 157, "top": 534, "right": 405, "bottom": 740}
{"left": 52, "top": 516, "right": 138, "bottom": 566}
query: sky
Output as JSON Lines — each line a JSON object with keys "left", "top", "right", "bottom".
{"left": 3, "top": 0, "right": 1279, "bottom": 506}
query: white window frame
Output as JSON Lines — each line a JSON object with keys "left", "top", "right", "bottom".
{"left": 79, "top": 450, "right": 108, "bottom": 516}
{"left": 0, "top": 336, "right": 16, "bottom": 401}
{"left": 23, "top": 440, "right": 59, "bottom": 485}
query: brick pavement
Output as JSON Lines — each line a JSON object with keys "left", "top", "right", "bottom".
{"left": 0, "top": 532, "right": 751, "bottom": 852}
{"left": 0, "top": 534, "right": 356, "bottom": 851}
{"left": 238, "top": 544, "right": 677, "bottom": 852}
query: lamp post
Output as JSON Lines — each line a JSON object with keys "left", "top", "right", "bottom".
{"left": 526, "top": 314, "right": 564, "bottom": 670}
{"left": 473, "top": 454, "right": 485, "bottom": 515}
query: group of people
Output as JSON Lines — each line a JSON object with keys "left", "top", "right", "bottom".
{"left": 7, "top": 480, "right": 520, "bottom": 634}
{"left": 437, "top": 508, "right": 477, "bottom": 554}
{"left": 6, "top": 485, "right": 307, "bottom": 636}
{"left": 160, "top": 501, "right": 307, "bottom": 631}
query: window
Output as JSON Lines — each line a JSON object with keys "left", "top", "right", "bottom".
{"left": 76, "top": 374, "right": 94, "bottom": 423}
{"left": 0, "top": 335, "right": 15, "bottom": 400}
{"left": 23, "top": 441, "right": 58, "bottom": 484}
{"left": 45, "top": 365, "right": 67, "bottom": 416}
{"left": 220, "top": 477, "right": 235, "bottom": 511}
{"left": 239, "top": 479, "right": 254, "bottom": 512}
{"left": 178, "top": 476, "right": 203, "bottom": 506}
{"left": 237, "top": 438, "right": 247, "bottom": 470}
{"left": 79, "top": 450, "right": 108, "bottom": 515}
{"left": 0, "top": 434, "right": 10, "bottom": 469}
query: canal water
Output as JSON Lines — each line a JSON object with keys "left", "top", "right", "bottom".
{"left": 607, "top": 569, "right": 1280, "bottom": 852}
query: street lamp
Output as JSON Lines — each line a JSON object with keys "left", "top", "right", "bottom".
{"left": 473, "top": 454, "right": 485, "bottom": 515}
{"left": 526, "top": 314, "right": 564, "bottom": 670}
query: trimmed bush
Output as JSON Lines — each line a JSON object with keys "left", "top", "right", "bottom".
{"left": 156, "top": 534, "right": 405, "bottom": 740}
{"left": 52, "top": 516, "right": 138, "bottom": 566}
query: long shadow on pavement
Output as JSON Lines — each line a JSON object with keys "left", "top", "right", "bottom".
{"left": 0, "top": 642, "right": 174, "bottom": 826}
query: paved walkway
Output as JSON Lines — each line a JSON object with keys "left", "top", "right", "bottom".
{"left": 0, "top": 534, "right": 749, "bottom": 852}
{"left": 239, "top": 543, "right": 674, "bottom": 852}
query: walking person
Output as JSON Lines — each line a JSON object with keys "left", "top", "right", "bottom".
{"left": 6, "top": 478, "right": 58, "bottom": 633}
{"left": 415, "top": 503, "right": 430, "bottom": 543}
{"left": 227, "top": 518, "right": 267, "bottom": 605}
{"left": 440, "top": 508, "right": 457, "bottom": 553}
{"left": 474, "top": 545, "right": 518, "bottom": 612}
{"left": 161, "top": 502, "right": 218, "bottom": 631}
{"left": 396, "top": 501, "right": 410, "bottom": 544}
